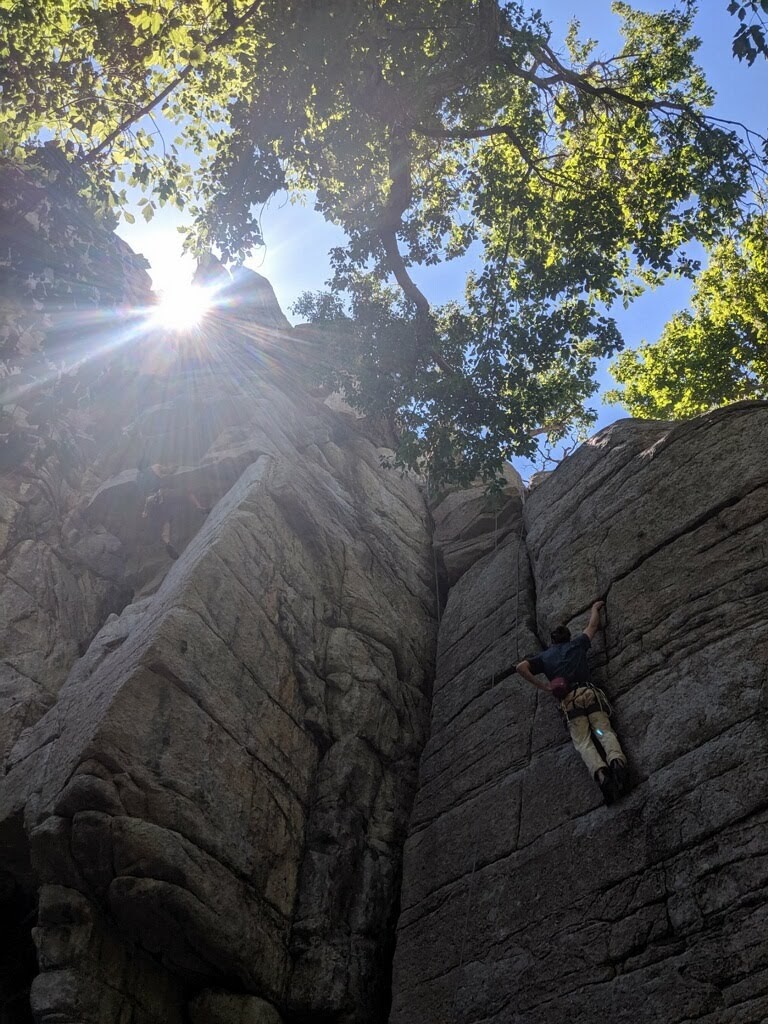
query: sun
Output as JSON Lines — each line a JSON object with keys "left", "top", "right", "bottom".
{"left": 151, "top": 284, "right": 211, "bottom": 330}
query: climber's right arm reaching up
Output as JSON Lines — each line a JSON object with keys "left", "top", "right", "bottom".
{"left": 583, "top": 600, "right": 605, "bottom": 641}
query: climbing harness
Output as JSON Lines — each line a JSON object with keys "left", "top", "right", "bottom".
{"left": 560, "top": 684, "right": 612, "bottom": 723}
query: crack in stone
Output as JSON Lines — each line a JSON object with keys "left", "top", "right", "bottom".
{"left": 601, "top": 479, "right": 768, "bottom": 608}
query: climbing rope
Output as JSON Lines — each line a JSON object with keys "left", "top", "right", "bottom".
{"left": 602, "top": 597, "right": 613, "bottom": 689}
{"left": 589, "top": 550, "right": 613, "bottom": 698}
{"left": 598, "top": 593, "right": 616, "bottom": 721}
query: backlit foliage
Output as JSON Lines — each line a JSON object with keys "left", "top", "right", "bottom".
{"left": 2, "top": 0, "right": 766, "bottom": 482}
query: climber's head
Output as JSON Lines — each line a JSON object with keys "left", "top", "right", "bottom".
{"left": 550, "top": 624, "right": 571, "bottom": 645}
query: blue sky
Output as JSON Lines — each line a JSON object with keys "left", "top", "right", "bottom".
{"left": 117, "top": 1, "right": 767, "bottom": 477}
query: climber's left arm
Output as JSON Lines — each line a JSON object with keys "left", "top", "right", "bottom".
{"left": 516, "top": 659, "right": 550, "bottom": 692}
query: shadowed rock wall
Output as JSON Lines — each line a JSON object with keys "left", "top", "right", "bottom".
{"left": 390, "top": 401, "right": 768, "bottom": 1024}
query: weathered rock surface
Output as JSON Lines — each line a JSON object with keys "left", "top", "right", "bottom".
{"left": 189, "top": 989, "right": 284, "bottom": 1024}
{"left": 1, "top": 157, "right": 154, "bottom": 774}
{"left": 2, "top": 364, "right": 436, "bottom": 1022}
{"left": 194, "top": 254, "right": 292, "bottom": 332}
{"left": 431, "top": 464, "right": 525, "bottom": 589}
{"left": 1, "top": 166, "right": 438, "bottom": 1024}
{"left": 390, "top": 401, "right": 768, "bottom": 1024}
{"left": 4, "top": 161, "right": 768, "bottom": 1024}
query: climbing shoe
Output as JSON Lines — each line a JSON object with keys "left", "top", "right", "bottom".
{"left": 596, "top": 768, "right": 617, "bottom": 806}
{"left": 610, "top": 759, "right": 629, "bottom": 797}
{"left": 165, "top": 542, "right": 180, "bottom": 560}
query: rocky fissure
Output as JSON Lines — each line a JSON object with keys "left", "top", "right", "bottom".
{"left": 2, "top": 165, "right": 768, "bottom": 1023}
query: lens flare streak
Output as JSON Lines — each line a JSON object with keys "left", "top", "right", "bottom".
{"left": 150, "top": 285, "right": 212, "bottom": 330}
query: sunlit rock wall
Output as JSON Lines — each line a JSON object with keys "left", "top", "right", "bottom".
{"left": 390, "top": 401, "right": 768, "bottom": 1024}
{"left": 0, "top": 166, "right": 437, "bottom": 1024}
{"left": 1, "top": 155, "right": 155, "bottom": 783}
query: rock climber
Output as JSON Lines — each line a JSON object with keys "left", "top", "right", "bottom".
{"left": 515, "top": 600, "right": 629, "bottom": 805}
{"left": 137, "top": 459, "right": 207, "bottom": 559}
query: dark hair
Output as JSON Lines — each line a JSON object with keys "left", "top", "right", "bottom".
{"left": 551, "top": 625, "right": 571, "bottom": 645}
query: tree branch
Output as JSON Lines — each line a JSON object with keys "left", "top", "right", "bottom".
{"left": 378, "top": 121, "right": 428, "bottom": 315}
{"left": 524, "top": 41, "right": 689, "bottom": 114}
{"left": 79, "top": 0, "right": 264, "bottom": 166}
{"left": 378, "top": 227, "right": 455, "bottom": 376}
{"left": 412, "top": 121, "right": 544, "bottom": 176}
{"left": 80, "top": 71, "right": 192, "bottom": 165}
{"left": 376, "top": 123, "right": 456, "bottom": 377}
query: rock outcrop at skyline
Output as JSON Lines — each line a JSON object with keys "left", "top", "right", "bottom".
{"left": 2, "top": 164, "right": 767, "bottom": 1024}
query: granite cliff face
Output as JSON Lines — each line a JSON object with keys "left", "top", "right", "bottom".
{"left": 391, "top": 402, "right": 768, "bottom": 1024}
{"left": 2, "top": 166, "right": 768, "bottom": 1024}
{"left": 1, "top": 165, "right": 437, "bottom": 1024}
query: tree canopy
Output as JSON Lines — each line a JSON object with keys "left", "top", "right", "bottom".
{"left": 2, "top": 0, "right": 767, "bottom": 483}
{"left": 611, "top": 2, "right": 768, "bottom": 423}
{"left": 607, "top": 212, "right": 768, "bottom": 417}
{"left": 729, "top": 1, "right": 768, "bottom": 64}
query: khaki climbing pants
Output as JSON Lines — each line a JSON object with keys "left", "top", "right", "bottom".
{"left": 561, "top": 686, "right": 626, "bottom": 778}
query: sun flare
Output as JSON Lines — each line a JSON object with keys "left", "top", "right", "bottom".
{"left": 151, "top": 284, "right": 211, "bottom": 331}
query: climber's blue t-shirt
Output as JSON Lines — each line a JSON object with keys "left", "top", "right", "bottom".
{"left": 528, "top": 633, "right": 591, "bottom": 684}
